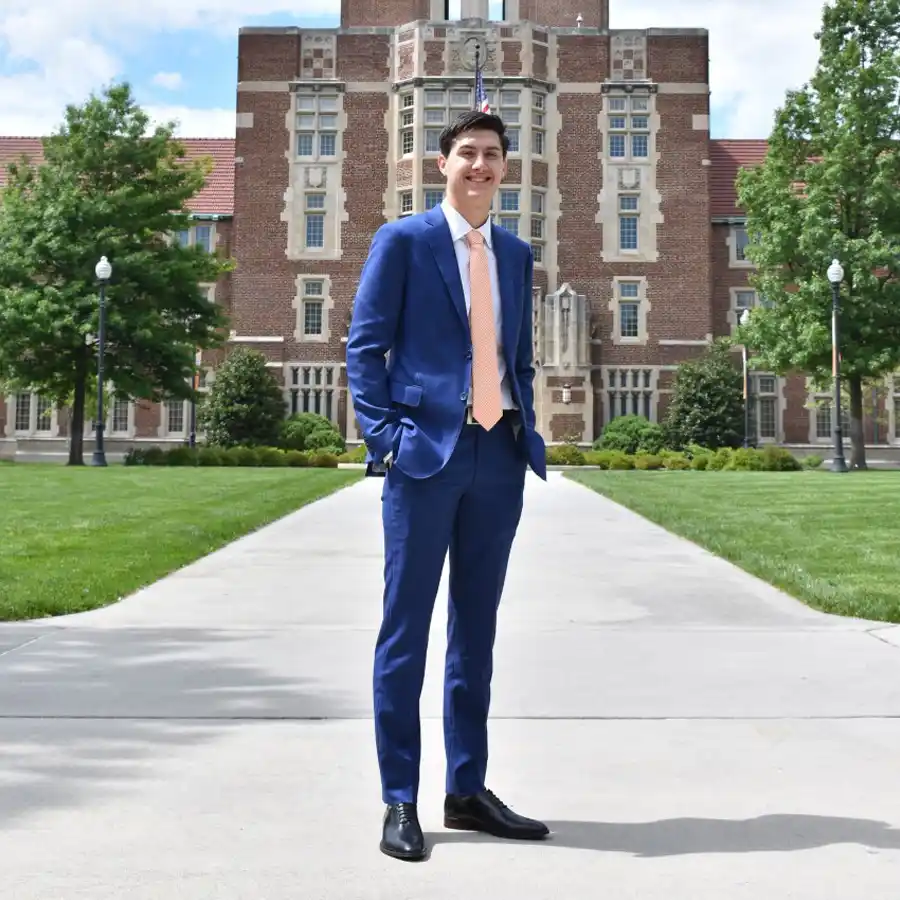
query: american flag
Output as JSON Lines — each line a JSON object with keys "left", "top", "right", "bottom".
{"left": 474, "top": 61, "right": 491, "bottom": 114}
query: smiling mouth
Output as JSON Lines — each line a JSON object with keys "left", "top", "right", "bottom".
{"left": 466, "top": 176, "right": 492, "bottom": 185}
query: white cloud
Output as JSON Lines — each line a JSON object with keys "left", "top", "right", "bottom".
{"left": 0, "top": 0, "right": 827, "bottom": 138}
{"left": 152, "top": 71, "right": 184, "bottom": 90}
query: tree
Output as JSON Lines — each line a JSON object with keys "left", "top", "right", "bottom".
{"left": 735, "top": 0, "right": 900, "bottom": 469}
{"left": 199, "top": 347, "right": 286, "bottom": 448}
{"left": 0, "top": 82, "right": 232, "bottom": 465}
{"left": 663, "top": 340, "right": 745, "bottom": 450}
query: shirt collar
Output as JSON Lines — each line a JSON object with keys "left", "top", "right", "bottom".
{"left": 440, "top": 198, "right": 493, "bottom": 250}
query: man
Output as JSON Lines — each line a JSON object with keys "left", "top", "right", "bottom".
{"left": 346, "top": 110, "right": 549, "bottom": 862}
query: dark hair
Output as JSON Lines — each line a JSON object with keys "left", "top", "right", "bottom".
{"left": 439, "top": 111, "right": 509, "bottom": 158}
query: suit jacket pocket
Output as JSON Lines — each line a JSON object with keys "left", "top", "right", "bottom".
{"left": 389, "top": 381, "right": 423, "bottom": 407}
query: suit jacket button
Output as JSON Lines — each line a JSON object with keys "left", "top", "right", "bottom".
{"left": 465, "top": 350, "right": 472, "bottom": 359}
{"left": 460, "top": 392, "right": 467, "bottom": 402}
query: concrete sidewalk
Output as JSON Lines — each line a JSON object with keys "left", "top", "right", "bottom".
{"left": 1, "top": 472, "right": 899, "bottom": 898}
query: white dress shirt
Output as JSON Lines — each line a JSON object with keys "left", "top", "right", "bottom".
{"left": 440, "top": 198, "right": 515, "bottom": 410}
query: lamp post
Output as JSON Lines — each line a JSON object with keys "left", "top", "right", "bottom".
{"left": 91, "top": 256, "right": 112, "bottom": 467}
{"left": 740, "top": 308, "right": 751, "bottom": 448}
{"left": 827, "top": 258, "right": 848, "bottom": 473}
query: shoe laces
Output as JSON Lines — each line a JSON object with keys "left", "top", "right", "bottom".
{"left": 484, "top": 789, "right": 509, "bottom": 810}
{"left": 396, "top": 802, "right": 415, "bottom": 825}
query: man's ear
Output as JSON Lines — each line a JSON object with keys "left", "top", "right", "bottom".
{"left": 437, "top": 154, "right": 448, "bottom": 176}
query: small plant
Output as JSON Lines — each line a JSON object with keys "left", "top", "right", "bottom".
{"left": 595, "top": 415, "right": 664, "bottom": 455}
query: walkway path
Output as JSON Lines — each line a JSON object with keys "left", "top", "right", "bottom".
{"left": 1, "top": 472, "right": 899, "bottom": 898}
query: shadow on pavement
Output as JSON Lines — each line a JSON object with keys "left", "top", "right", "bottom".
{"left": 427, "top": 814, "right": 900, "bottom": 856}
{"left": 0, "top": 626, "right": 350, "bottom": 829}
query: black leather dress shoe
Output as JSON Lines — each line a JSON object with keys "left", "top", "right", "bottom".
{"left": 380, "top": 802, "right": 426, "bottom": 860}
{"left": 444, "top": 789, "right": 550, "bottom": 840}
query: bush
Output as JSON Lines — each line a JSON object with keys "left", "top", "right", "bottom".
{"left": 339, "top": 444, "right": 368, "bottom": 464}
{"left": 707, "top": 448, "right": 733, "bottom": 470}
{"left": 725, "top": 447, "right": 766, "bottom": 471}
{"left": 285, "top": 450, "right": 310, "bottom": 467}
{"left": 606, "top": 451, "right": 634, "bottom": 470}
{"left": 663, "top": 340, "right": 745, "bottom": 450}
{"left": 165, "top": 445, "right": 198, "bottom": 466}
{"left": 226, "top": 446, "right": 259, "bottom": 467}
{"left": 280, "top": 413, "right": 346, "bottom": 455}
{"left": 662, "top": 452, "right": 691, "bottom": 470}
{"left": 546, "top": 444, "right": 586, "bottom": 466}
{"left": 199, "top": 347, "right": 286, "bottom": 449}
{"left": 595, "top": 414, "right": 665, "bottom": 455}
{"left": 633, "top": 452, "right": 663, "bottom": 470}
{"left": 803, "top": 454, "right": 824, "bottom": 468}
{"left": 308, "top": 450, "right": 339, "bottom": 468}
{"left": 197, "top": 446, "right": 226, "bottom": 466}
{"left": 761, "top": 445, "right": 802, "bottom": 471}
{"left": 256, "top": 447, "right": 287, "bottom": 467}
{"left": 583, "top": 450, "right": 611, "bottom": 468}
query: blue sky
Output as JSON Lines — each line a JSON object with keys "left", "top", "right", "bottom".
{"left": 0, "top": 1, "right": 825, "bottom": 139}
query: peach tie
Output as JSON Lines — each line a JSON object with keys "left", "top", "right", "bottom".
{"left": 465, "top": 230, "right": 503, "bottom": 430}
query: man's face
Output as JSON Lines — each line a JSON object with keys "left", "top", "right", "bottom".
{"left": 438, "top": 129, "right": 507, "bottom": 205}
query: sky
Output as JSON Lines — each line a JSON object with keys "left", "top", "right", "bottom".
{"left": 0, "top": 0, "right": 828, "bottom": 139}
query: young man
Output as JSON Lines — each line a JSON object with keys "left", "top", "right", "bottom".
{"left": 346, "top": 111, "right": 549, "bottom": 861}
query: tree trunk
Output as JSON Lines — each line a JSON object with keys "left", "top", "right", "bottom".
{"left": 67, "top": 367, "right": 87, "bottom": 466}
{"left": 848, "top": 374, "right": 867, "bottom": 470}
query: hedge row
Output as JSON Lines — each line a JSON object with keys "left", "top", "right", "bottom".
{"left": 546, "top": 444, "right": 824, "bottom": 472}
{"left": 124, "top": 445, "right": 342, "bottom": 468}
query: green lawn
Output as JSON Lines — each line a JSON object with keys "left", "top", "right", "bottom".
{"left": 568, "top": 470, "right": 900, "bottom": 623}
{"left": 0, "top": 466, "right": 363, "bottom": 621}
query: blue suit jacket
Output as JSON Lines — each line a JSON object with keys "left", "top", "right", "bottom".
{"left": 346, "top": 204, "right": 547, "bottom": 481}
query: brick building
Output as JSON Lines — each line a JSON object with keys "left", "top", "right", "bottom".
{"left": 4, "top": 0, "right": 900, "bottom": 459}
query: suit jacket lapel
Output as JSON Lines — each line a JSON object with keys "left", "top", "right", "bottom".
{"left": 424, "top": 207, "right": 469, "bottom": 333}
{"left": 491, "top": 224, "right": 519, "bottom": 361}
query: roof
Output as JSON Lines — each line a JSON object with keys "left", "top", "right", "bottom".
{"left": 0, "top": 136, "right": 234, "bottom": 216}
{"left": 709, "top": 139, "right": 769, "bottom": 218}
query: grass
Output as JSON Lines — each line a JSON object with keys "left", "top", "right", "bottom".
{"left": 567, "top": 469, "right": 900, "bottom": 624}
{"left": 0, "top": 465, "right": 363, "bottom": 621}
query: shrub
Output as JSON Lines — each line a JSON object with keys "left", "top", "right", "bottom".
{"left": 546, "top": 444, "right": 586, "bottom": 466}
{"left": 199, "top": 347, "right": 286, "bottom": 449}
{"left": 595, "top": 414, "right": 665, "bottom": 455}
{"left": 280, "top": 413, "right": 345, "bottom": 454}
{"left": 285, "top": 450, "right": 310, "bottom": 467}
{"left": 165, "top": 445, "right": 198, "bottom": 466}
{"left": 226, "top": 446, "right": 259, "bottom": 467}
{"left": 725, "top": 447, "right": 766, "bottom": 471}
{"left": 690, "top": 453, "right": 710, "bottom": 470}
{"left": 197, "top": 446, "right": 226, "bottom": 467}
{"left": 761, "top": 445, "right": 802, "bottom": 471}
{"left": 633, "top": 452, "right": 663, "bottom": 470}
{"left": 662, "top": 452, "right": 691, "bottom": 470}
{"left": 256, "top": 446, "right": 287, "bottom": 467}
{"left": 707, "top": 447, "right": 733, "bottom": 470}
{"left": 308, "top": 450, "right": 339, "bottom": 468}
{"left": 663, "top": 339, "right": 745, "bottom": 450}
{"left": 803, "top": 454, "right": 824, "bottom": 468}
{"left": 606, "top": 451, "right": 634, "bottom": 470}
{"left": 339, "top": 444, "right": 368, "bottom": 463}
{"left": 583, "top": 450, "right": 611, "bottom": 468}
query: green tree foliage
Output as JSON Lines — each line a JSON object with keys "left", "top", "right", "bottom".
{"left": 594, "top": 414, "right": 664, "bottom": 455}
{"left": 663, "top": 341, "right": 745, "bottom": 450}
{"left": 735, "top": 0, "right": 900, "bottom": 469}
{"left": 199, "top": 347, "right": 286, "bottom": 448}
{"left": 0, "top": 82, "right": 232, "bottom": 464}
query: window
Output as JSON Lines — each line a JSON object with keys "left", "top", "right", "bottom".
{"left": 297, "top": 94, "right": 338, "bottom": 160}
{"left": 619, "top": 214, "right": 638, "bottom": 251}
{"left": 530, "top": 190, "right": 545, "bottom": 265}
{"left": 305, "top": 193, "right": 326, "bottom": 250}
{"left": 399, "top": 92, "right": 415, "bottom": 156}
{"left": 618, "top": 283, "right": 640, "bottom": 338}
{"left": 749, "top": 374, "right": 778, "bottom": 442}
{"left": 606, "top": 94, "right": 651, "bottom": 161}
{"left": 492, "top": 188, "right": 520, "bottom": 236}
{"left": 811, "top": 391, "right": 850, "bottom": 442}
{"left": 166, "top": 400, "right": 185, "bottom": 435}
{"left": 14, "top": 393, "right": 30, "bottom": 432}
{"left": 605, "top": 368, "right": 656, "bottom": 423}
{"left": 174, "top": 224, "right": 214, "bottom": 253}
{"left": 13, "top": 392, "right": 53, "bottom": 434}
{"left": 531, "top": 92, "right": 545, "bottom": 155}
{"left": 735, "top": 226, "right": 750, "bottom": 261}
{"left": 110, "top": 398, "right": 130, "bottom": 434}
{"left": 287, "top": 364, "right": 338, "bottom": 419}
{"left": 399, "top": 191, "right": 413, "bottom": 217}
{"left": 302, "top": 279, "right": 325, "bottom": 337}
{"left": 424, "top": 189, "right": 443, "bottom": 210}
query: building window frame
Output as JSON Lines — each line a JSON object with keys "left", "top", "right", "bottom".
{"left": 608, "top": 276, "right": 650, "bottom": 346}
{"left": 296, "top": 93, "right": 339, "bottom": 161}
{"left": 293, "top": 274, "right": 333, "bottom": 344}
{"left": 605, "top": 93, "right": 651, "bottom": 162}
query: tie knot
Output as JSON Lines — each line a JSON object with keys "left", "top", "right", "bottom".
{"left": 466, "top": 230, "right": 485, "bottom": 249}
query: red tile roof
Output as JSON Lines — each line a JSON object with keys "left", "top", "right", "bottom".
{"left": 709, "top": 139, "right": 769, "bottom": 219}
{"left": 0, "top": 136, "right": 234, "bottom": 216}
